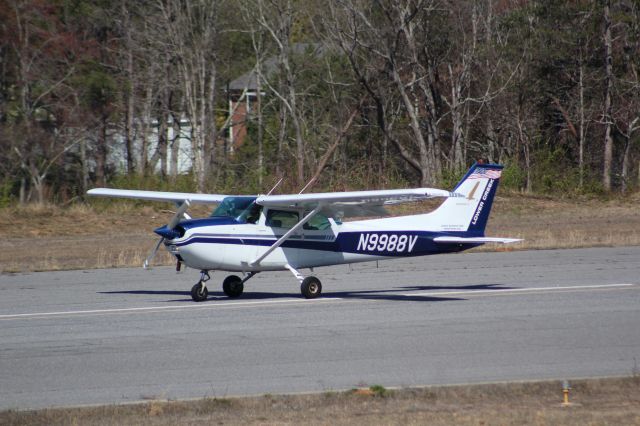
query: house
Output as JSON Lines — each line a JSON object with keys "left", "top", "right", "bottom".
{"left": 226, "top": 43, "right": 324, "bottom": 150}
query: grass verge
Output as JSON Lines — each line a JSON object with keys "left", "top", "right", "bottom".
{"left": 1, "top": 377, "right": 639, "bottom": 425}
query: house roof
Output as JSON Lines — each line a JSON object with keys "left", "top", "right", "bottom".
{"left": 228, "top": 43, "right": 325, "bottom": 92}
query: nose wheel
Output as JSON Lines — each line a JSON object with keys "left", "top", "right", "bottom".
{"left": 191, "top": 270, "right": 210, "bottom": 302}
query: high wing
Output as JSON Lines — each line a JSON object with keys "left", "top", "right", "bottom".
{"left": 257, "top": 188, "right": 462, "bottom": 217}
{"left": 87, "top": 187, "right": 460, "bottom": 216}
{"left": 87, "top": 188, "right": 230, "bottom": 204}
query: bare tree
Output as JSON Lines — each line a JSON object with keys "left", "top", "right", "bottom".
{"left": 5, "top": 0, "right": 89, "bottom": 202}
{"left": 254, "top": 0, "right": 307, "bottom": 186}
{"left": 156, "top": 0, "right": 222, "bottom": 191}
{"left": 617, "top": 0, "right": 640, "bottom": 192}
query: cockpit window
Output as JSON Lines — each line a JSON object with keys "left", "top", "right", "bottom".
{"left": 210, "top": 196, "right": 257, "bottom": 219}
{"left": 236, "top": 202, "right": 263, "bottom": 224}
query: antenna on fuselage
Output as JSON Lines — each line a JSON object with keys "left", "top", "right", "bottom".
{"left": 265, "top": 177, "right": 284, "bottom": 196}
{"left": 298, "top": 176, "right": 316, "bottom": 194}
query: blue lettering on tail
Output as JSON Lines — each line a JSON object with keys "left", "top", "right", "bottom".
{"left": 357, "top": 233, "right": 418, "bottom": 253}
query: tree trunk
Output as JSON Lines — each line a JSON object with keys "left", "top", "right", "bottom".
{"left": 603, "top": 0, "right": 614, "bottom": 191}
{"left": 139, "top": 83, "right": 154, "bottom": 176}
{"left": 578, "top": 51, "right": 586, "bottom": 188}
{"left": 124, "top": 2, "right": 135, "bottom": 176}
{"left": 169, "top": 112, "right": 180, "bottom": 182}
{"left": 256, "top": 66, "right": 264, "bottom": 188}
{"left": 205, "top": 65, "right": 217, "bottom": 188}
{"left": 276, "top": 96, "right": 287, "bottom": 179}
{"left": 621, "top": 135, "right": 631, "bottom": 192}
{"left": 80, "top": 137, "right": 88, "bottom": 195}
{"left": 19, "top": 178, "right": 26, "bottom": 205}
{"left": 621, "top": 118, "right": 638, "bottom": 192}
{"left": 150, "top": 107, "right": 168, "bottom": 177}
{"left": 96, "top": 113, "right": 108, "bottom": 187}
{"left": 449, "top": 65, "right": 465, "bottom": 173}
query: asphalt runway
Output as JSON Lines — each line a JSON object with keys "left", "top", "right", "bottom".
{"left": 1, "top": 246, "right": 639, "bottom": 410}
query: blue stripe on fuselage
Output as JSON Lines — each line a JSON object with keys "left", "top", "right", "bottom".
{"left": 172, "top": 230, "right": 478, "bottom": 257}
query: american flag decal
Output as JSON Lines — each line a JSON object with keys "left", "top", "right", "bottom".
{"left": 468, "top": 167, "right": 502, "bottom": 180}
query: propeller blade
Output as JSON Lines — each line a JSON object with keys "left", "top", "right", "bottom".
{"left": 144, "top": 200, "right": 190, "bottom": 270}
{"left": 143, "top": 236, "right": 165, "bottom": 269}
{"left": 168, "top": 200, "right": 191, "bottom": 230}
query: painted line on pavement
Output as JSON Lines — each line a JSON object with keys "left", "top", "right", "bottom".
{"left": 0, "top": 297, "right": 343, "bottom": 320}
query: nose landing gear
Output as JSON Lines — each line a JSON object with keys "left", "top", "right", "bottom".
{"left": 190, "top": 270, "right": 259, "bottom": 301}
{"left": 191, "top": 270, "right": 210, "bottom": 302}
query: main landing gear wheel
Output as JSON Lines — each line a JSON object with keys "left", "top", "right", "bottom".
{"left": 301, "top": 276, "right": 322, "bottom": 299}
{"left": 223, "top": 275, "right": 244, "bottom": 298}
{"left": 191, "top": 282, "right": 208, "bottom": 302}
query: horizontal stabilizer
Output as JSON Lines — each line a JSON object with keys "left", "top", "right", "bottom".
{"left": 433, "top": 236, "right": 522, "bottom": 244}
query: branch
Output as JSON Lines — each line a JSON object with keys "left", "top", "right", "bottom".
{"left": 300, "top": 95, "right": 366, "bottom": 193}
{"left": 551, "top": 97, "right": 578, "bottom": 139}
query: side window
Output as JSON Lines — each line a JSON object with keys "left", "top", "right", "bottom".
{"left": 303, "top": 212, "right": 331, "bottom": 230}
{"left": 266, "top": 209, "right": 299, "bottom": 228}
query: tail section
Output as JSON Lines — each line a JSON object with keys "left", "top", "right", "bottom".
{"left": 428, "top": 163, "right": 503, "bottom": 236}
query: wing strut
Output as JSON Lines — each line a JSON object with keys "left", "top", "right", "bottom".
{"left": 250, "top": 204, "right": 322, "bottom": 266}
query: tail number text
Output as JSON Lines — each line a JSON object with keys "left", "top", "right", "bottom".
{"left": 357, "top": 234, "right": 418, "bottom": 253}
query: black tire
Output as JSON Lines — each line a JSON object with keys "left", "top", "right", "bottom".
{"left": 191, "top": 282, "right": 208, "bottom": 302}
{"left": 301, "top": 276, "right": 322, "bottom": 299}
{"left": 223, "top": 275, "right": 244, "bottom": 298}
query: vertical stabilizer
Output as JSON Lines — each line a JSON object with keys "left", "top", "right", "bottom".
{"left": 427, "top": 163, "right": 503, "bottom": 235}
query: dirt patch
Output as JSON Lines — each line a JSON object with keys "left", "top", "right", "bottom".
{"left": 485, "top": 193, "right": 640, "bottom": 250}
{"left": 1, "top": 195, "right": 639, "bottom": 272}
{"left": 2, "top": 377, "right": 639, "bottom": 425}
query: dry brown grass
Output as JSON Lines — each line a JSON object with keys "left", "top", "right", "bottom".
{"left": 0, "top": 202, "right": 209, "bottom": 272}
{"left": 484, "top": 192, "right": 640, "bottom": 251}
{"left": 1, "top": 194, "right": 639, "bottom": 273}
{"left": 1, "top": 377, "right": 639, "bottom": 425}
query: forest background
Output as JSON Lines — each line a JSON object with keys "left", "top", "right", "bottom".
{"left": 1, "top": 0, "right": 639, "bottom": 206}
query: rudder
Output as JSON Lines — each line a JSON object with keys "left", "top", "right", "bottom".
{"left": 428, "top": 163, "right": 503, "bottom": 236}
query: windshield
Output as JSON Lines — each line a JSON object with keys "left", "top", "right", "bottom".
{"left": 210, "top": 196, "right": 257, "bottom": 219}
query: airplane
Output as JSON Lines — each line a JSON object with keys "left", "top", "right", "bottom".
{"left": 88, "top": 162, "right": 521, "bottom": 302}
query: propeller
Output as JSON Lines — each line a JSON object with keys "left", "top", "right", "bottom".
{"left": 144, "top": 200, "right": 191, "bottom": 269}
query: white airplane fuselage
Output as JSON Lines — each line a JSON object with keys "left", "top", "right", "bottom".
{"left": 164, "top": 206, "right": 480, "bottom": 273}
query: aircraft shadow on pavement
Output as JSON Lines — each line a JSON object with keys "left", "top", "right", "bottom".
{"left": 396, "top": 283, "right": 516, "bottom": 291}
{"left": 100, "top": 283, "right": 515, "bottom": 303}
